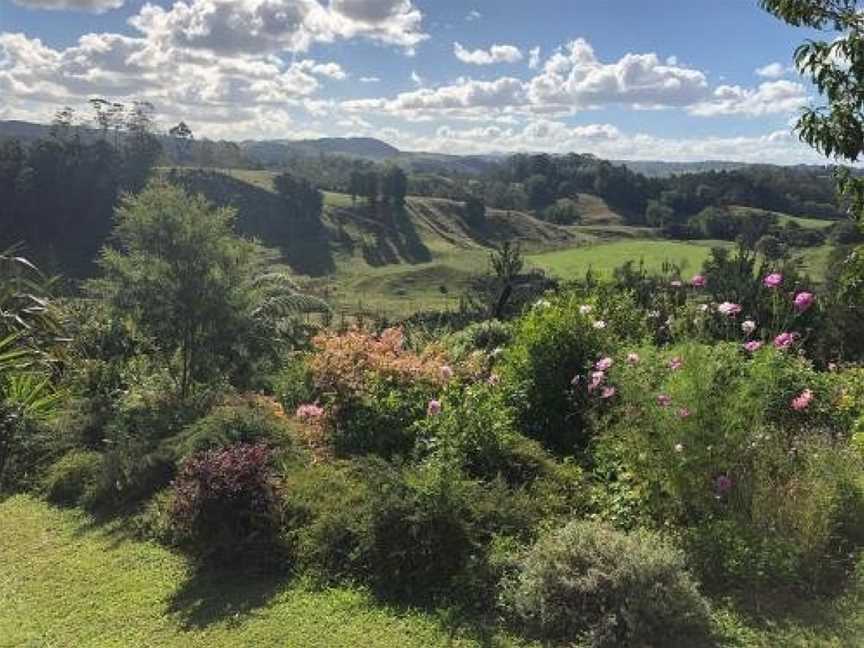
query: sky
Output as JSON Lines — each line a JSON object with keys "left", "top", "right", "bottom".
{"left": 0, "top": 0, "right": 841, "bottom": 163}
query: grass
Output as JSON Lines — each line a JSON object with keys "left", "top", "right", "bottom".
{"left": 160, "top": 169, "right": 836, "bottom": 316}
{"left": 527, "top": 239, "right": 730, "bottom": 280}
{"left": 0, "top": 495, "right": 526, "bottom": 648}
{"left": 5, "top": 494, "right": 864, "bottom": 647}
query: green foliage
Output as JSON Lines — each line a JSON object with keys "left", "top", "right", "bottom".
{"left": 501, "top": 519, "right": 711, "bottom": 647}
{"left": 89, "top": 181, "right": 325, "bottom": 398}
{"left": 500, "top": 293, "right": 619, "bottom": 453}
{"left": 445, "top": 319, "right": 512, "bottom": 359}
{"left": 41, "top": 450, "right": 102, "bottom": 507}
{"left": 170, "top": 397, "right": 296, "bottom": 460}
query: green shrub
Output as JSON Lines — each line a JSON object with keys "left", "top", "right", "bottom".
{"left": 282, "top": 460, "right": 371, "bottom": 580}
{"left": 500, "top": 294, "right": 613, "bottom": 453}
{"left": 446, "top": 319, "right": 512, "bottom": 358}
{"left": 329, "top": 379, "right": 431, "bottom": 458}
{"left": 170, "top": 396, "right": 296, "bottom": 460}
{"left": 282, "top": 457, "right": 547, "bottom": 604}
{"left": 272, "top": 354, "right": 315, "bottom": 412}
{"left": 41, "top": 450, "right": 103, "bottom": 507}
{"left": 501, "top": 520, "right": 711, "bottom": 647}
{"left": 594, "top": 341, "right": 864, "bottom": 588}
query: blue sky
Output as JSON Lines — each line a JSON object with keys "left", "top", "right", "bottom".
{"left": 0, "top": 0, "right": 836, "bottom": 162}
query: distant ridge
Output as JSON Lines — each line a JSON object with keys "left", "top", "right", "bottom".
{"left": 0, "top": 118, "right": 840, "bottom": 177}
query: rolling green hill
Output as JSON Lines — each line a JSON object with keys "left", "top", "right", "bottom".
{"left": 163, "top": 168, "right": 834, "bottom": 317}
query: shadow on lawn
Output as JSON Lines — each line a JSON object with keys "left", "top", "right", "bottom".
{"left": 166, "top": 566, "right": 287, "bottom": 630}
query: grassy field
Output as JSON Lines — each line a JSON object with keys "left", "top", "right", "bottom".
{"left": 527, "top": 239, "right": 729, "bottom": 280}
{"left": 161, "top": 169, "right": 837, "bottom": 317}
{"left": 4, "top": 495, "right": 864, "bottom": 647}
{"left": 0, "top": 495, "right": 525, "bottom": 648}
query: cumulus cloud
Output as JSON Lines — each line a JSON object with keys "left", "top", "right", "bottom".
{"left": 297, "top": 59, "right": 347, "bottom": 80}
{"left": 11, "top": 0, "right": 123, "bottom": 13}
{"left": 755, "top": 62, "right": 790, "bottom": 78}
{"left": 391, "top": 119, "right": 823, "bottom": 164}
{"left": 350, "top": 38, "right": 712, "bottom": 120}
{"left": 689, "top": 80, "right": 808, "bottom": 116}
{"left": 526, "top": 39, "right": 709, "bottom": 109}
{"left": 453, "top": 42, "right": 523, "bottom": 65}
{"left": 130, "top": 0, "right": 428, "bottom": 56}
{"left": 528, "top": 46, "right": 541, "bottom": 70}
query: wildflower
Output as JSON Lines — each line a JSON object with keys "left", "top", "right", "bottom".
{"left": 657, "top": 394, "right": 672, "bottom": 407}
{"left": 773, "top": 331, "right": 797, "bottom": 351}
{"left": 668, "top": 356, "right": 684, "bottom": 371}
{"left": 691, "top": 274, "right": 707, "bottom": 288}
{"left": 593, "top": 320, "right": 607, "bottom": 330}
{"left": 763, "top": 272, "right": 783, "bottom": 289}
{"left": 648, "top": 310, "right": 661, "bottom": 319}
{"left": 674, "top": 443, "right": 684, "bottom": 453}
{"left": 790, "top": 388, "right": 813, "bottom": 412}
{"left": 579, "top": 304, "right": 593, "bottom": 315}
{"left": 487, "top": 373, "right": 500, "bottom": 386}
{"left": 678, "top": 407, "right": 691, "bottom": 419}
{"left": 743, "top": 340, "right": 763, "bottom": 353}
{"left": 601, "top": 386, "right": 616, "bottom": 399}
{"left": 490, "top": 346, "right": 504, "bottom": 358}
{"left": 698, "top": 304, "right": 709, "bottom": 312}
{"left": 626, "top": 352, "right": 640, "bottom": 365}
{"left": 587, "top": 371, "right": 606, "bottom": 393}
{"left": 717, "top": 302, "right": 742, "bottom": 317}
{"left": 439, "top": 365, "right": 453, "bottom": 381}
{"left": 741, "top": 320, "right": 757, "bottom": 335}
{"left": 534, "top": 299, "right": 551, "bottom": 309}
{"left": 427, "top": 399, "right": 442, "bottom": 416}
{"left": 793, "top": 291, "right": 814, "bottom": 313}
{"left": 670, "top": 280, "right": 683, "bottom": 288}
{"left": 714, "top": 475, "right": 733, "bottom": 495}
{"left": 595, "top": 356, "right": 613, "bottom": 371}
{"left": 296, "top": 403, "right": 325, "bottom": 420}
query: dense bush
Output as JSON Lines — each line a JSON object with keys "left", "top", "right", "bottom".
{"left": 169, "top": 443, "right": 283, "bottom": 563}
{"left": 41, "top": 450, "right": 103, "bottom": 507}
{"left": 500, "top": 294, "right": 617, "bottom": 453}
{"left": 501, "top": 520, "right": 711, "bottom": 647}
{"left": 593, "top": 341, "right": 864, "bottom": 587}
{"left": 170, "top": 395, "right": 295, "bottom": 460}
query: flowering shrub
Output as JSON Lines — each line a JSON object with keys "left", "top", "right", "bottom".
{"left": 500, "top": 293, "right": 622, "bottom": 453}
{"left": 169, "top": 443, "right": 283, "bottom": 562}
{"left": 593, "top": 341, "right": 864, "bottom": 587}
{"left": 308, "top": 327, "right": 449, "bottom": 396}
{"left": 304, "top": 328, "right": 457, "bottom": 457}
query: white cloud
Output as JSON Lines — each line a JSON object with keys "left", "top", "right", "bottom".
{"left": 297, "top": 59, "right": 347, "bottom": 80}
{"left": 689, "top": 80, "right": 808, "bottom": 116}
{"left": 359, "top": 76, "right": 380, "bottom": 83}
{"left": 755, "top": 62, "right": 790, "bottom": 78}
{"left": 11, "top": 0, "right": 123, "bottom": 12}
{"left": 410, "top": 70, "right": 423, "bottom": 86}
{"left": 387, "top": 119, "right": 825, "bottom": 164}
{"left": 528, "top": 46, "right": 541, "bottom": 70}
{"left": 130, "top": 0, "right": 428, "bottom": 56}
{"left": 527, "top": 39, "right": 709, "bottom": 109}
{"left": 465, "top": 9, "right": 481, "bottom": 21}
{"left": 454, "top": 42, "right": 523, "bottom": 65}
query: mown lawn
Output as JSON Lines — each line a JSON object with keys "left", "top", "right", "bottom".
{"left": 527, "top": 239, "right": 730, "bottom": 279}
{"left": 4, "top": 495, "right": 864, "bottom": 647}
{"left": 0, "top": 495, "right": 525, "bottom": 648}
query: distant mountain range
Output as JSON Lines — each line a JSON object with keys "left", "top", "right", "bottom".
{"left": 0, "top": 118, "right": 835, "bottom": 178}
